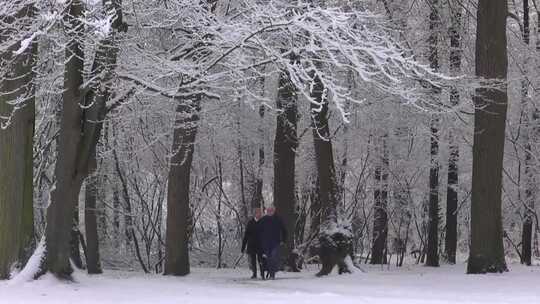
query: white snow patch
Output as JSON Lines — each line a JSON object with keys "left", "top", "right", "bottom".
{"left": 40, "top": 11, "right": 60, "bottom": 22}
{"left": 2, "top": 264, "right": 540, "bottom": 304}
{"left": 82, "top": 15, "right": 113, "bottom": 39}
{"left": 9, "top": 238, "right": 45, "bottom": 284}
{"left": 343, "top": 255, "right": 359, "bottom": 274}
{"left": 13, "top": 32, "right": 40, "bottom": 56}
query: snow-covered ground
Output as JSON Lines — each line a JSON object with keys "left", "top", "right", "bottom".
{"left": 2, "top": 263, "right": 540, "bottom": 304}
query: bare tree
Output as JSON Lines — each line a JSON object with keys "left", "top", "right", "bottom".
{"left": 38, "top": 0, "right": 125, "bottom": 278}
{"left": 444, "top": 0, "right": 462, "bottom": 265}
{"left": 426, "top": 0, "right": 441, "bottom": 268}
{"left": 273, "top": 67, "right": 298, "bottom": 271}
{"left": 370, "top": 132, "right": 388, "bottom": 265}
{"left": 467, "top": 0, "right": 508, "bottom": 274}
{"left": 520, "top": 0, "right": 534, "bottom": 267}
{"left": 164, "top": 98, "right": 201, "bottom": 276}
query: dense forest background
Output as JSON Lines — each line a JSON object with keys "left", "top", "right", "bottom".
{"left": 0, "top": 0, "right": 537, "bottom": 280}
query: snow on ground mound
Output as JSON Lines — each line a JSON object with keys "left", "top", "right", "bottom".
{"left": 1, "top": 264, "right": 539, "bottom": 304}
{"left": 9, "top": 238, "right": 45, "bottom": 284}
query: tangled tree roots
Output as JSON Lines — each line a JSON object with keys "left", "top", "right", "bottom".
{"left": 285, "top": 250, "right": 303, "bottom": 272}
{"left": 316, "top": 225, "right": 354, "bottom": 277}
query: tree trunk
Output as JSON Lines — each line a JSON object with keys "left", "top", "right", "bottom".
{"left": 532, "top": 6, "right": 540, "bottom": 263}
{"left": 40, "top": 0, "right": 86, "bottom": 278}
{"left": 236, "top": 101, "right": 249, "bottom": 223}
{"left": 164, "top": 99, "right": 200, "bottom": 276}
{"left": 310, "top": 74, "right": 352, "bottom": 276}
{"left": 445, "top": 1, "right": 462, "bottom": 265}
{"left": 520, "top": 0, "right": 533, "bottom": 267}
{"left": 70, "top": 211, "right": 84, "bottom": 269}
{"left": 370, "top": 133, "right": 388, "bottom": 265}
{"left": 250, "top": 104, "right": 265, "bottom": 209}
{"left": 273, "top": 70, "right": 298, "bottom": 271}
{"left": 39, "top": 0, "right": 124, "bottom": 279}
{"left": 85, "top": 150, "right": 102, "bottom": 274}
{"left": 425, "top": 0, "right": 441, "bottom": 267}
{"left": 216, "top": 159, "right": 224, "bottom": 269}
{"left": 0, "top": 4, "right": 36, "bottom": 279}
{"left": 311, "top": 75, "right": 339, "bottom": 224}
{"left": 467, "top": 0, "right": 508, "bottom": 274}
{"left": 308, "top": 175, "right": 321, "bottom": 259}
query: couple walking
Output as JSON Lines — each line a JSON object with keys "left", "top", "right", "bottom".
{"left": 241, "top": 207, "right": 287, "bottom": 280}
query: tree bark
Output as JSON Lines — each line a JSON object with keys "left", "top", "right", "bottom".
{"left": 311, "top": 75, "right": 339, "bottom": 224}
{"left": 273, "top": 70, "right": 298, "bottom": 271}
{"left": 39, "top": 0, "right": 86, "bottom": 278}
{"left": 533, "top": 5, "right": 540, "bottom": 262}
{"left": 70, "top": 211, "right": 84, "bottom": 269}
{"left": 85, "top": 150, "right": 102, "bottom": 274}
{"left": 39, "top": 0, "right": 124, "bottom": 278}
{"left": 309, "top": 175, "right": 321, "bottom": 256}
{"left": 370, "top": 133, "right": 388, "bottom": 265}
{"left": 310, "top": 73, "right": 352, "bottom": 276}
{"left": 426, "top": 0, "right": 441, "bottom": 267}
{"left": 0, "top": 4, "right": 36, "bottom": 279}
{"left": 164, "top": 98, "right": 200, "bottom": 276}
{"left": 520, "top": 0, "right": 533, "bottom": 267}
{"left": 445, "top": 1, "right": 462, "bottom": 265}
{"left": 467, "top": 0, "right": 508, "bottom": 274}
{"left": 250, "top": 104, "right": 265, "bottom": 209}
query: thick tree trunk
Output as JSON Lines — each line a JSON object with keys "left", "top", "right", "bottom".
{"left": 310, "top": 74, "right": 352, "bottom": 276}
{"left": 39, "top": 0, "right": 124, "bottom": 279}
{"left": 467, "top": 0, "right": 508, "bottom": 274}
{"left": 445, "top": 1, "right": 462, "bottom": 265}
{"left": 164, "top": 99, "right": 200, "bottom": 276}
{"left": 311, "top": 76, "right": 339, "bottom": 224}
{"left": 425, "top": 0, "right": 440, "bottom": 267}
{"left": 40, "top": 0, "right": 86, "bottom": 278}
{"left": 85, "top": 150, "right": 102, "bottom": 274}
{"left": 0, "top": 4, "right": 36, "bottom": 279}
{"left": 370, "top": 133, "right": 388, "bottom": 265}
{"left": 273, "top": 70, "right": 298, "bottom": 271}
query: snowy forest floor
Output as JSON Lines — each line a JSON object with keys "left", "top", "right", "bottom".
{"left": 2, "top": 263, "right": 540, "bottom": 304}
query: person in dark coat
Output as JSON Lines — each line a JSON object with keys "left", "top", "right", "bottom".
{"left": 241, "top": 208, "right": 263, "bottom": 279}
{"left": 258, "top": 206, "right": 287, "bottom": 280}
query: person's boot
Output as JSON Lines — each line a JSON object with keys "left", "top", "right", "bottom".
{"left": 270, "top": 272, "right": 275, "bottom": 280}
{"left": 251, "top": 272, "right": 257, "bottom": 279}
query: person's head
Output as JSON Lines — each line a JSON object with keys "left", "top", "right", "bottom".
{"left": 266, "top": 207, "right": 275, "bottom": 216}
{"left": 253, "top": 207, "right": 262, "bottom": 220}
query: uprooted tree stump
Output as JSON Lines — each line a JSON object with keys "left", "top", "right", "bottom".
{"left": 316, "top": 222, "right": 355, "bottom": 277}
{"left": 284, "top": 249, "right": 303, "bottom": 272}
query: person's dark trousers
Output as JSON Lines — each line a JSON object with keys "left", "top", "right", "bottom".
{"left": 265, "top": 246, "right": 280, "bottom": 279}
{"left": 249, "top": 253, "right": 264, "bottom": 278}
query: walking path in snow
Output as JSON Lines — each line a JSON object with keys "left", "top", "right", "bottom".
{"left": 2, "top": 264, "right": 540, "bottom": 304}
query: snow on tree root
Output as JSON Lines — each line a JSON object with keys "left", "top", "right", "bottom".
{"left": 9, "top": 238, "right": 45, "bottom": 284}
{"left": 316, "top": 221, "right": 355, "bottom": 277}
